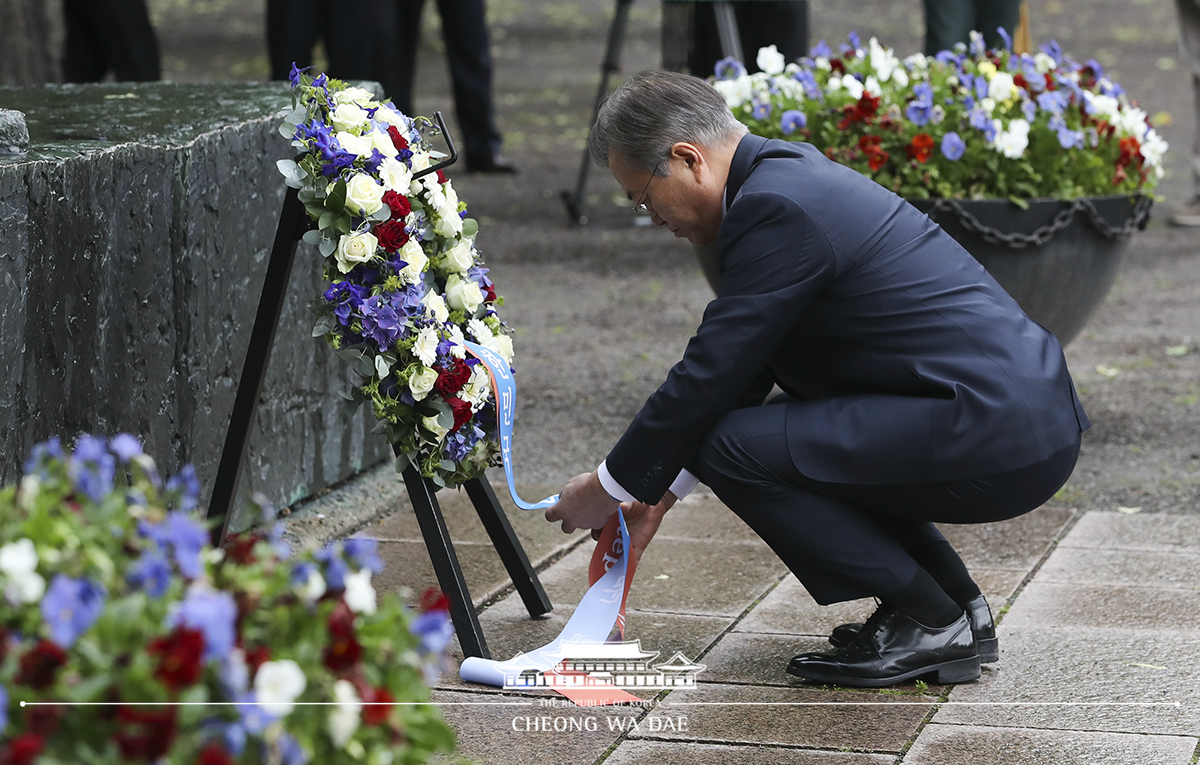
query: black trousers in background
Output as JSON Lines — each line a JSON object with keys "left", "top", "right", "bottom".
{"left": 267, "top": 0, "right": 390, "bottom": 84}
{"left": 924, "top": 0, "right": 1021, "bottom": 55}
{"left": 386, "top": 0, "right": 502, "bottom": 162}
{"left": 691, "top": 401, "right": 1081, "bottom": 606}
{"left": 689, "top": 1, "right": 809, "bottom": 78}
{"left": 62, "top": 0, "right": 160, "bottom": 82}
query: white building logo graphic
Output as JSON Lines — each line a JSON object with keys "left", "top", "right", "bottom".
{"left": 501, "top": 639, "right": 706, "bottom": 689}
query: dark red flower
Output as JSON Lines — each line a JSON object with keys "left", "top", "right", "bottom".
{"left": 387, "top": 125, "right": 409, "bottom": 153}
{"left": 444, "top": 395, "right": 473, "bottom": 431}
{"left": 907, "top": 133, "right": 935, "bottom": 164}
{"left": 23, "top": 704, "right": 63, "bottom": 738}
{"left": 419, "top": 587, "right": 450, "bottom": 612}
{"left": 375, "top": 220, "right": 409, "bottom": 251}
{"left": 829, "top": 58, "right": 845, "bottom": 75}
{"left": 114, "top": 706, "right": 178, "bottom": 761}
{"left": 1013, "top": 73, "right": 1028, "bottom": 91}
{"left": 0, "top": 625, "right": 9, "bottom": 664}
{"left": 324, "top": 601, "right": 362, "bottom": 673}
{"left": 3, "top": 734, "right": 44, "bottom": 765}
{"left": 433, "top": 359, "right": 471, "bottom": 396}
{"left": 196, "top": 742, "right": 235, "bottom": 765}
{"left": 149, "top": 626, "right": 205, "bottom": 692}
{"left": 362, "top": 686, "right": 395, "bottom": 726}
{"left": 1117, "top": 135, "right": 1142, "bottom": 167}
{"left": 857, "top": 134, "right": 889, "bottom": 172}
{"left": 244, "top": 644, "right": 271, "bottom": 682}
{"left": 223, "top": 531, "right": 260, "bottom": 565}
{"left": 1044, "top": 73, "right": 1056, "bottom": 91}
{"left": 483, "top": 283, "right": 497, "bottom": 303}
{"left": 382, "top": 190, "right": 412, "bottom": 219}
{"left": 837, "top": 93, "right": 882, "bottom": 130}
{"left": 15, "top": 639, "right": 69, "bottom": 690}
{"left": 436, "top": 170, "right": 447, "bottom": 184}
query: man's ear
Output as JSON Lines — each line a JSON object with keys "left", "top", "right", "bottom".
{"left": 670, "top": 142, "right": 706, "bottom": 178}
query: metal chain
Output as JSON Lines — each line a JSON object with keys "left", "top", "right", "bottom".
{"left": 923, "top": 195, "right": 1152, "bottom": 249}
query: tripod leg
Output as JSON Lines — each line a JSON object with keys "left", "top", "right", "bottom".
{"left": 403, "top": 465, "right": 491, "bottom": 660}
{"left": 465, "top": 476, "right": 552, "bottom": 618}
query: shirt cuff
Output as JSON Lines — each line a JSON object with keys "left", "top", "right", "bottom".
{"left": 596, "top": 460, "right": 638, "bottom": 503}
{"left": 668, "top": 469, "right": 699, "bottom": 501}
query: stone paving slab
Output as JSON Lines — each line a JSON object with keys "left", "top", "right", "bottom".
{"left": 933, "top": 626, "right": 1200, "bottom": 736}
{"left": 631, "top": 683, "right": 933, "bottom": 752}
{"left": 603, "top": 739, "right": 895, "bottom": 765}
{"left": 626, "top": 536, "right": 787, "bottom": 617}
{"left": 653, "top": 491, "right": 765, "bottom": 543}
{"left": 903, "top": 723, "right": 1198, "bottom": 765}
{"left": 370, "top": 540, "right": 519, "bottom": 607}
{"left": 1057, "top": 511, "right": 1200, "bottom": 552}
{"left": 934, "top": 505, "right": 1077, "bottom": 571}
{"left": 1034, "top": 546, "right": 1200, "bottom": 589}
{"left": 999, "top": 581, "right": 1200, "bottom": 631}
{"left": 734, "top": 569, "right": 1025, "bottom": 638}
{"left": 428, "top": 689, "right": 621, "bottom": 765}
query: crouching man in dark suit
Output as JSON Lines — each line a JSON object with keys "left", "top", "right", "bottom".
{"left": 545, "top": 70, "right": 1088, "bottom": 687}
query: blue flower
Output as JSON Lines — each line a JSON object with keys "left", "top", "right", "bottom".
{"left": 364, "top": 148, "right": 385, "bottom": 174}
{"left": 72, "top": 435, "right": 115, "bottom": 503}
{"left": 359, "top": 295, "right": 404, "bottom": 352}
{"left": 166, "top": 464, "right": 202, "bottom": 512}
{"left": 224, "top": 722, "right": 248, "bottom": 756}
{"left": 23, "top": 437, "right": 64, "bottom": 477}
{"left": 997, "top": 26, "right": 1013, "bottom": 51}
{"left": 316, "top": 544, "right": 349, "bottom": 590}
{"left": 411, "top": 610, "right": 454, "bottom": 655}
{"left": 288, "top": 63, "right": 308, "bottom": 88}
{"left": 41, "top": 575, "right": 107, "bottom": 648}
{"left": 847, "top": 31, "right": 861, "bottom": 50}
{"left": 170, "top": 588, "right": 237, "bottom": 662}
{"left": 750, "top": 100, "right": 772, "bottom": 120}
{"left": 968, "top": 107, "right": 992, "bottom": 132}
{"left": 321, "top": 151, "right": 357, "bottom": 178}
{"left": 1022, "top": 99, "right": 1037, "bottom": 122}
{"left": 237, "top": 692, "right": 278, "bottom": 734}
{"left": 163, "top": 511, "right": 208, "bottom": 579}
{"left": 343, "top": 539, "right": 384, "bottom": 574}
{"left": 935, "top": 50, "right": 960, "bottom": 66}
{"left": 969, "top": 31, "right": 985, "bottom": 57}
{"left": 810, "top": 39, "right": 832, "bottom": 59}
{"left": 1085, "top": 58, "right": 1105, "bottom": 80}
{"left": 793, "top": 69, "right": 822, "bottom": 101}
{"left": 109, "top": 434, "right": 143, "bottom": 462}
{"left": 906, "top": 82, "right": 935, "bottom": 126}
{"left": 127, "top": 549, "right": 172, "bottom": 597}
{"left": 276, "top": 732, "right": 310, "bottom": 765}
{"left": 974, "top": 76, "right": 989, "bottom": 101}
{"left": 1037, "top": 90, "right": 1068, "bottom": 115}
{"left": 780, "top": 110, "right": 807, "bottom": 135}
{"left": 1, "top": 684, "right": 7, "bottom": 734}
{"left": 941, "top": 132, "right": 966, "bottom": 161}
{"left": 290, "top": 562, "right": 319, "bottom": 588}
{"left": 713, "top": 56, "right": 746, "bottom": 81}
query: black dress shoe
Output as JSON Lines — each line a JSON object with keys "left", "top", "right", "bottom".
{"left": 829, "top": 594, "right": 999, "bottom": 663}
{"left": 788, "top": 608, "right": 980, "bottom": 687}
{"left": 465, "top": 154, "right": 518, "bottom": 174}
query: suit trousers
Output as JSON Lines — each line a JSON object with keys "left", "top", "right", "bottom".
{"left": 266, "top": 0, "right": 388, "bottom": 84}
{"left": 389, "top": 0, "right": 502, "bottom": 161}
{"left": 62, "top": 0, "right": 160, "bottom": 83}
{"left": 690, "top": 400, "right": 1081, "bottom": 606}
{"left": 1178, "top": 0, "right": 1200, "bottom": 198}
{"left": 923, "top": 0, "right": 1021, "bottom": 55}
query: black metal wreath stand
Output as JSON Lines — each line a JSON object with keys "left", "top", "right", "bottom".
{"left": 204, "top": 115, "right": 551, "bottom": 659}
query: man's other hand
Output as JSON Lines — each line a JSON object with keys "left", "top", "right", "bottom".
{"left": 545, "top": 471, "right": 619, "bottom": 533}
{"left": 592, "top": 491, "right": 677, "bottom": 563}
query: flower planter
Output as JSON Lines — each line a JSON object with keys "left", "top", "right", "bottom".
{"left": 692, "top": 193, "right": 1150, "bottom": 347}
{"left": 908, "top": 194, "right": 1151, "bottom": 345}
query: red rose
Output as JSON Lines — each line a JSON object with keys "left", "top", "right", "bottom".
{"left": 907, "top": 133, "right": 935, "bottom": 164}
{"left": 483, "top": 283, "right": 497, "bottom": 303}
{"left": 114, "top": 706, "right": 178, "bottom": 761}
{"left": 433, "top": 360, "right": 472, "bottom": 397}
{"left": 382, "top": 190, "right": 412, "bottom": 219}
{"left": 363, "top": 686, "right": 395, "bottom": 726}
{"left": 419, "top": 587, "right": 450, "bottom": 613}
{"left": 375, "top": 220, "right": 409, "bottom": 252}
{"left": 387, "top": 125, "right": 409, "bottom": 153}
{"left": 197, "top": 742, "right": 235, "bottom": 765}
{"left": 3, "top": 734, "right": 44, "bottom": 765}
{"left": 15, "top": 639, "right": 69, "bottom": 690}
{"left": 149, "top": 626, "right": 205, "bottom": 692}
{"left": 436, "top": 170, "right": 448, "bottom": 184}
{"left": 223, "top": 531, "right": 259, "bottom": 565}
{"left": 444, "top": 395, "right": 473, "bottom": 431}
{"left": 244, "top": 644, "right": 271, "bottom": 682}
{"left": 324, "top": 601, "right": 362, "bottom": 673}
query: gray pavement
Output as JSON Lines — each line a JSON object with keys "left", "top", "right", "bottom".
{"left": 137, "top": 0, "right": 1200, "bottom": 760}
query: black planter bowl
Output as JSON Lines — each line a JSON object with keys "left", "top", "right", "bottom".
{"left": 907, "top": 194, "right": 1152, "bottom": 346}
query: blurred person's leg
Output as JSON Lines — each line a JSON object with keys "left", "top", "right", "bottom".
{"left": 433, "top": 0, "right": 504, "bottom": 166}
{"left": 322, "top": 0, "right": 388, "bottom": 82}
{"left": 1174, "top": 0, "right": 1200, "bottom": 224}
{"left": 391, "top": 0, "right": 428, "bottom": 117}
{"left": 973, "top": 0, "right": 1021, "bottom": 52}
{"left": 923, "top": 0, "right": 973, "bottom": 55}
{"left": 63, "top": 0, "right": 159, "bottom": 82}
{"left": 690, "top": 1, "right": 809, "bottom": 78}
{"left": 267, "top": 0, "right": 321, "bottom": 81}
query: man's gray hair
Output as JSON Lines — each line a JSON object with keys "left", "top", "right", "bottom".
{"left": 588, "top": 70, "right": 748, "bottom": 176}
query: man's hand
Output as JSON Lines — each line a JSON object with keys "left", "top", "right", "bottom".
{"left": 593, "top": 491, "right": 678, "bottom": 563}
{"left": 545, "top": 471, "right": 619, "bottom": 533}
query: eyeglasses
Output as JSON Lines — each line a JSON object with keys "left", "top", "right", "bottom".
{"left": 631, "top": 163, "right": 662, "bottom": 214}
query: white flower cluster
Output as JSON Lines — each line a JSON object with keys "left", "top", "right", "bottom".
{"left": 0, "top": 537, "right": 45, "bottom": 604}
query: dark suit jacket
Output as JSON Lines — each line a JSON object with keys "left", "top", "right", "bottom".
{"left": 606, "top": 134, "right": 1089, "bottom": 504}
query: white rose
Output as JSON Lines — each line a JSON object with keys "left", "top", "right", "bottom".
{"left": 435, "top": 210, "right": 464, "bottom": 238}
{"left": 335, "top": 231, "right": 378, "bottom": 274}
{"left": 443, "top": 182, "right": 459, "bottom": 214}
{"left": 374, "top": 106, "right": 409, "bottom": 130}
{"left": 485, "top": 333, "right": 513, "bottom": 364}
{"left": 398, "top": 239, "right": 427, "bottom": 283}
{"left": 413, "top": 326, "right": 439, "bottom": 366}
{"left": 370, "top": 127, "right": 399, "bottom": 158}
{"left": 422, "top": 291, "right": 449, "bottom": 322}
{"left": 713, "top": 75, "right": 752, "bottom": 108}
{"left": 335, "top": 86, "right": 376, "bottom": 106}
{"left": 254, "top": 660, "right": 307, "bottom": 716}
{"left": 988, "top": 72, "right": 1016, "bottom": 101}
{"left": 422, "top": 414, "right": 450, "bottom": 442}
{"left": 335, "top": 130, "right": 372, "bottom": 158}
{"left": 379, "top": 156, "right": 412, "bottom": 192}
{"left": 342, "top": 569, "right": 377, "bottom": 615}
{"left": 410, "top": 151, "right": 431, "bottom": 172}
{"left": 345, "top": 173, "right": 385, "bottom": 216}
{"left": 756, "top": 44, "right": 785, "bottom": 76}
{"left": 328, "top": 679, "right": 362, "bottom": 747}
{"left": 445, "top": 275, "right": 484, "bottom": 314}
{"left": 409, "top": 366, "right": 438, "bottom": 401}
{"left": 330, "top": 103, "right": 369, "bottom": 132}
{"left": 443, "top": 240, "right": 474, "bottom": 273}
